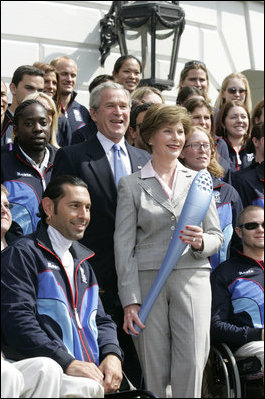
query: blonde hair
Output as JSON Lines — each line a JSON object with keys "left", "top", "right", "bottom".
{"left": 140, "top": 104, "right": 192, "bottom": 153}
{"left": 21, "top": 92, "right": 60, "bottom": 148}
{"left": 1, "top": 184, "right": 8, "bottom": 197}
{"left": 131, "top": 86, "right": 165, "bottom": 104}
{"left": 183, "top": 126, "right": 225, "bottom": 178}
{"left": 50, "top": 55, "right": 77, "bottom": 68}
{"left": 215, "top": 72, "right": 252, "bottom": 114}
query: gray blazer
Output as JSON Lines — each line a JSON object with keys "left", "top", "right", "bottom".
{"left": 114, "top": 164, "right": 224, "bottom": 307}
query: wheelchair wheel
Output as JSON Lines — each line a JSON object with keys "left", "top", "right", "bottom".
{"left": 202, "top": 346, "right": 230, "bottom": 398}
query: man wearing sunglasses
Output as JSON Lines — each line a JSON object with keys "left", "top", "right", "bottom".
{"left": 210, "top": 205, "right": 264, "bottom": 371}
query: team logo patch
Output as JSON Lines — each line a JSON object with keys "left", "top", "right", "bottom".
{"left": 47, "top": 262, "right": 60, "bottom": 270}
{"left": 247, "top": 153, "right": 254, "bottom": 162}
{"left": 17, "top": 172, "right": 32, "bottom": 177}
{"left": 80, "top": 266, "right": 87, "bottom": 284}
{"left": 213, "top": 191, "right": 221, "bottom": 204}
{"left": 238, "top": 269, "right": 254, "bottom": 276}
{"left": 73, "top": 109, "right": 83, "bottom": 122}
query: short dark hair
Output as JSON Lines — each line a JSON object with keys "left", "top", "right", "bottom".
{"left": 38, "top": 175, "right": 88, "bottom": 222}
{"left": 88, "top": 74, "right": 114, "bottom": 93}
{"left": 246, "top": 122, "right": 264, "bottom": 154}
{"left": 130, "top": 102, "right": 153, "bottom": 130}
{"left": 113, "top": 55, "right": 142, "bottom": 75}
{"left": 11, "top": 65, "right": 44, "bottom": 87}
{"left": 13, "top": 99, "right": 48, "bottom": 126}
{"left": 176, "top": 86, "right": 204, "bottom": 105}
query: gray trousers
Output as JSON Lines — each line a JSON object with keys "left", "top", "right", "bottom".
{"left": 132, "top": 268, "right": 211, "bottom": 398}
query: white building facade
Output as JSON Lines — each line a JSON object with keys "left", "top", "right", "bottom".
{"left": 1, "top": 1, "right": 264, "bottom": 107}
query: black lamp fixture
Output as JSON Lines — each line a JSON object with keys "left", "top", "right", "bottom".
{"left": 99, "top": 1, "right": 185, "bottom": 91}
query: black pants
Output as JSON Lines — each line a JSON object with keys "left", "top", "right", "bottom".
{"left": 104, "top": 302, "right": 144, "bottom": 389}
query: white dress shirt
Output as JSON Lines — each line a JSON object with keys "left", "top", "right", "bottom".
{"left": 18, "top": 145, "right": 50, "bottom": 190}
{"left": 97, "top": 131, "right": 132, "bottom": 176}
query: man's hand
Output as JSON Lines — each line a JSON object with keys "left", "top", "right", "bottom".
{"left": 99, "top": 354, "right": 123, "bottom": 393}
{"left": 65, "top": 359, "right": 104, "bottom": 386}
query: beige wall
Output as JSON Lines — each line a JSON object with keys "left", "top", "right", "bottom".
{"left": 1, "top": 1, "right": 264, "bottom": 108}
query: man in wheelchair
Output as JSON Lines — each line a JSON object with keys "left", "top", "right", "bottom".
{"left": 210, "top": 205, "right": 264, "bottom": 395}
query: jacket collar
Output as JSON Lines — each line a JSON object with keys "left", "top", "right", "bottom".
{"left": 36, "top": 221, "right": 94, "bottom": 262}
{"left": 137, "top": 164, "right": 195, "bottom": 215}
{"left": 236, "top": 250, "right": 264, "bottom": 269}
{"left": 13, "top": 138, "right": 57, "bottom": 164}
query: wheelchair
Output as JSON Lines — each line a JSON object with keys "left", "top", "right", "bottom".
{"left": 202, "top": 343, "right": 263, "bottom": 398}
{"left": 105, "top": 372, "right": 158, "bottom": 398}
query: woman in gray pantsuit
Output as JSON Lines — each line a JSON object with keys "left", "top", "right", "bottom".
{"left": 114, "top": 104, "right": 224, "bottom": 398}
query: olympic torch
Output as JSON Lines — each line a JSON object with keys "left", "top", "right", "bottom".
{"left": 130, "top": 169, "right": 213, "bottom": 336}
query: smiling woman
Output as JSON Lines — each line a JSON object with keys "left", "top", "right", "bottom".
{"left": 114, "top": 103, "right": 224, "bottom": 398}
{"left": 215, "top": 100, "right": 253, "bottom": 173}
{"left": 179, "top": 125, "right": 243, "bottom": 270}
{"left": 214, "top": 72, "right": 252, "bottom": 115}
{"left": 112, "top": 55, "right": 142, "bottom": 93}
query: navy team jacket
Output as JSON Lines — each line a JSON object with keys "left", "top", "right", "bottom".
{"left": 1, "top": 221, "right": 123, "bottom": 371}
{"left": 57, "top": 91, "right": 90, "bottom": 146}
{"left": 1, "top": 140, "right": 57, "bottom": 234}
{"left": 1, "top": 108, "right": 13, "bottom": 146}
{"left": 231, "top": 161, "right": 264, "bottom": 208}
{"left": 210, "top": 252, "right": 264, "bottom": 350}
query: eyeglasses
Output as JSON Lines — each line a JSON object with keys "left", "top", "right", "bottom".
{"left": 184, "top": 142, "right": 212, "bottom": 151}
{"left": 1, "top": 202, "right": 13, "bottom": 210}
{"left": 239, "top": 222, "right": 264, "bottom": 230}
{"left": 227, "top": 87, "right": 247, "bottom": 95}
{"left": 184, "top": 60, "right": 206, "bottom": 69}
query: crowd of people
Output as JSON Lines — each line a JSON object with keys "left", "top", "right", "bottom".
{"left": 1, "top": 54, "right": 264, "bottom": 398}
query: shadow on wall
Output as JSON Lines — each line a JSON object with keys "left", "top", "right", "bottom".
{"left": 241, "top": 69, "right": 264, "bottom": 107}
{"left": 44, "top": 23, "right": 104, "bottom": 90}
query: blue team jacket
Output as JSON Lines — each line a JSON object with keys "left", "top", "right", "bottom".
{"left": 1, "top": 140, "right": 57, "bottom": 234}
{"left": 210, "top": 251, "right": 264, "bottom": 350}
{"left": 1, "top": 222, "right": 122, "bottom": 371}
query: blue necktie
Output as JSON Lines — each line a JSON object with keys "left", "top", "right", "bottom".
{"left": 113, "top": 144, "right": 127, "bottom": 186}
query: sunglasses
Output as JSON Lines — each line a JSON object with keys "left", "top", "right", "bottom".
{"left": 227, "top": 87, "right": 247, "bottom": 95}
{"left": 184, "top": 60, "right": 206, "bottom": 69}
{"left": 1, "top": 202, "right": 13, "bottom": 210}
{"left": 239, "top": 222, "right": 264, "bottom": 230}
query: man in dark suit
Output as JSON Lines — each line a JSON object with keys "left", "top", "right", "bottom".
{"left": 52, "top": 82, "right": 151, "bottom": 388}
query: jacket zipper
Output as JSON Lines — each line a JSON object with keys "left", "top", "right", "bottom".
{"left": 74, "top": 307, "right": 82, "bottom": 329}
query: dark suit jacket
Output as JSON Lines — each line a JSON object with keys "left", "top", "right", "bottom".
{"left": 52, "top": 134, "right": 151, "bottom": 314}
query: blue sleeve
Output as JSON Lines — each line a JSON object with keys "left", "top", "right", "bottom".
{"left": 210, "top": 267, "right": 251, "bottom": 347}
{"left": 1, "top": 244, "right": 75, "bottom": 370}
